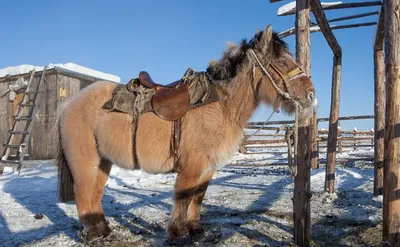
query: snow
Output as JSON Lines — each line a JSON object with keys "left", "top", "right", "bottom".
{"left": 277, "top": 1, "right": 343, "bottom": 16}
{"left": 0, "top": 148, "right": 380, "bottom": 246}
{"left": 0, "top": 63, "right": 120, "bottom": 83}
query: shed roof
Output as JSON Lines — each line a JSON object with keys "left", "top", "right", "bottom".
{"left": 0, "top": 63, "right": 120, "bottom": 83}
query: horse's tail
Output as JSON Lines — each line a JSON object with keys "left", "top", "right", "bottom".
{"left": 55, "top": 106, "right": 75, "bottom": 202}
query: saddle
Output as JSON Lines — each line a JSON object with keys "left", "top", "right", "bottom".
{"left": 138, "top": 71, "right": 190, "bottom": 121}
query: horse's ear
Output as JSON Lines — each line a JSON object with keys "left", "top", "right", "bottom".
{"left": 260, "top": 25, "right": 273, "bottom": 54}
{"left": 255, "top": 28, "right": 260, "bottom": 35}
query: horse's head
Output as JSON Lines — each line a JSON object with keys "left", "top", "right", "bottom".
{"left": 250, "top": 25, "right": 317, "bottom": 117}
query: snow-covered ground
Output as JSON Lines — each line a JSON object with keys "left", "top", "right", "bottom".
{"left": 0, "top": 148, "right": 381, "bottom": 247}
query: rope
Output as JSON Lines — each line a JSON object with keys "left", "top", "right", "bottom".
{"left": 244, "top": 110, "right": 275, "bottom": 141}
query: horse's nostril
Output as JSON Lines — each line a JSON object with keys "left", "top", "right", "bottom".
{"left": 308, "top": 92, "right": 315, "bottom": 102}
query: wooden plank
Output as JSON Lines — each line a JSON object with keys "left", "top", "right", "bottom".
{"left": 293, "top": 0, "right": 311, "bottom": 245}
{"left": 382, "top": 0, "right": 400, "bottom": 245}
{"left": 278, "top": 1, "right": 382, "bottom": 16}
{"left": 278, "top": 22, "right": 377, "bottom": 38}
{"left": 310, "top": 0, "right": 342, "bottom": 56}
{"left": 43, "top": 74, "right": 58, "bottom": 159}
{"left": 0, "top": 82, "right": 9, "bottom": 174}
{"left": 313, "top": 11, "right": 379, "bottom": 25}
{"left": 30, "top": 75, "right": 43, "bottom": 159}
{"left": 247, "top": 115, "right": 374, "bottom": 127}
{"left": 226, "top": 157, "right": 375, "bottom": 167}
{"left": 373, "top": 6, "right": 385, "bottom": 197}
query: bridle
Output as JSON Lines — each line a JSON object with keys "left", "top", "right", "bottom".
{"left": 247, "top": 49, "right": 308, "bottom": 177}
{"left": 249, "top": 49, "right": 306, "bottom": 103}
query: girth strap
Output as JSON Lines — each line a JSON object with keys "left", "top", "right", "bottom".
{"left": 171, "top": 119, "right": 182, "bottom": 172}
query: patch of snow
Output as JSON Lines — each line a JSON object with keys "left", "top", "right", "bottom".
{"left": 0, "top": 153, "right": 381, "bottom": 246}
{"left": 0, "top": 63, "right": 120, "bottom": 83}
{"left": 278, "top": 1, "right": 343, "bottom": 16}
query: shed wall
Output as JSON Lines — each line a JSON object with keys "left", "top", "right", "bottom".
{"left": 0, "top": 71, "right": 101, "bottom": 160}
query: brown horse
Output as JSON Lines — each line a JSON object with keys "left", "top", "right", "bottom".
{"left": 56, "top": 25, "right": 316, "bottom": 244}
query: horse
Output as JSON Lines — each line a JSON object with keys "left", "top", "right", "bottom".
{"left": 56, "top": 25, "right": 317, "bottom": 244}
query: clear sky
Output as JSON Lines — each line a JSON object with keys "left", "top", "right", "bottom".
{"left": 1, "top": 0, "right": 379, "bottom": 130}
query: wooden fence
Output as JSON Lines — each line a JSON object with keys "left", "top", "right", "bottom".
{"left": 237, "top": 115, "right": 374, "bottom": 165}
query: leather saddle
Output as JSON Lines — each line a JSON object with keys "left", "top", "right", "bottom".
{"left": 138, "top": 71, "right": 190, "bottom": 121}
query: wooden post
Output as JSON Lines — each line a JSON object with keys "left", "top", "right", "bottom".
{"left": 294, "top": 0, "right": 311, "bottom": 245}
{"left": 310, "top": 111, "right": 319, "bottom": 169}
{"left": 382, "top": 0, "right": 400, "bottom": 245}
{"left": 325, "top": 56, "right": 342, "bottom": 194}
{"left": 373, "top": 6, "right": 385, "bottom": 197}
{"left": 353, "top": 128, "right": 358, "bottom": 150}
{"left": 309, "top": 0, "right": 343, "bottom": 195}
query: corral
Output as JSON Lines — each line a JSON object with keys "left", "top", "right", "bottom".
{"left": 0, "top": 0, "right": 399, "bottom": 246}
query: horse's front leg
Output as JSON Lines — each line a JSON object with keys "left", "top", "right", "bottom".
{"left": 187, "top": 169, "right": 215, "bottom": 239}
{"left": 167, "top": 165, "right": 214, "bottom": 240}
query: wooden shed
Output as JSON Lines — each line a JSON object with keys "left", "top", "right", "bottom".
{"left": 0, "top": 65, "right": 119, "bottom": 160}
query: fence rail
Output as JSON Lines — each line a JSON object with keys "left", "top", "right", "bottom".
{"left": 237, "top": 115, "right": 374, "bottom": 166}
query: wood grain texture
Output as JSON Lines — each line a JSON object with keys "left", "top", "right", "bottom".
{"left": 382, "top": 0, "right": 400, "bottom": 245}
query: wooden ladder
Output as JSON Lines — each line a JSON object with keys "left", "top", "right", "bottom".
{"left": 0, "top": 67, "right": 46, "bottom": 174}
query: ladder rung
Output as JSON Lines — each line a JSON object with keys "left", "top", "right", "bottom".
{"left": 24, "top": 91, "right": 40, "bottom": 95}
{"left": 4, "top": 144, "right": 20, "bottom": 148}
{"left": 19, "top": 103, "right": 36, "bottom": 107}
{"left": 0, "top": 160, "right": 19, "bottom": 164}
{"left": 8, "top": 131, "right": 30, "bottom": 135}
{"left": 9, "top": 154, "right": 29, "bottom": 160}
{"left": 14, "top": 117, "right": 32, "bottom": 121}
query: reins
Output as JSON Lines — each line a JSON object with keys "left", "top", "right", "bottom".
{"left": 248, "top": 49, "right": 303, "bottom": 177}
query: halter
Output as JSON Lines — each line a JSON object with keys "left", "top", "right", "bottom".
{"left": 249, "top": 49, "right": 305, "bottom": 103}
{"left": 248, "top": 49, "right": 307, "bottom": 177}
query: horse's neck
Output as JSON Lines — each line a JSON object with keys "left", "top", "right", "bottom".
{"left": 221, "top": 75, "right": 259, "bottom": 129}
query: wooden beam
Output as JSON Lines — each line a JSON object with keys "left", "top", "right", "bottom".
{"left": 311, "top": 11, "right": 379, "bottom": 25}
{"left": 278, "top": 1, "right": 382, "bottom": 16}
{"left": 310, "top": 0, "right": 342, "bottom": 194}
{"left": 293, "top": 0, "right": 311, "bottom": 245}
{"left": 324, "top": 56, "right": 342, "bottom": 194}
{"left": 382, "top": 0, "right": 400, "bottom": 245}
{"left": 374, "top": 6, "right": 385, "bottom": 50}
{"left": 310, "top": 0, "right": 342, "bottom": 56}
{"left": 373, "top": 6, "right": 385, "bottom": 197}
{"left": 247, "top": 115, "right": 374, "bottom": 127}
{"left": 278, "top": 22, "right": 377, "bottom": 38}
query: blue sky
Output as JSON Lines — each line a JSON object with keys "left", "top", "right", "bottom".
{"left": 1, "top": 0, "right": 379, "bottom": 130}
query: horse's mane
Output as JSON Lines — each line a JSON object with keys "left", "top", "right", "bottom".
{"left": 206, "top": 31, "right": 289, "bottom": 81}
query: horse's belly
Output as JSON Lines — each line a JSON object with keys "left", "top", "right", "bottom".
{"left": 96, "top": 111, "right": 173, "bottom": 173}
{"left": 135, "top": 113, "right": 175, "bottom": 173}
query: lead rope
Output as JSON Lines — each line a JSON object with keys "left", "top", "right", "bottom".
{"left": 244, "top": 110, "right": 275, "bottom": 141}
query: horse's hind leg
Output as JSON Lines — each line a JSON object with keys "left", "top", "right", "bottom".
{"left": 83, "top": 159, "right": 113, "bottom": 242}
{"left": 168, "top": 165, "right": 215, "bottom": 240}
{"left": 65, "top": 140, "right": 112, "bottom": 243}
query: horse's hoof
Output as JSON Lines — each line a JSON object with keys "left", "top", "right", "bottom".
{"left": 79, "top": 225, "right": 113, "bottom": 245}
{"left": 165, "top": 235, "right": 194, "bottom": 246}
{"left": 188, "top": 222, "right": 205, "bottom": 242}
